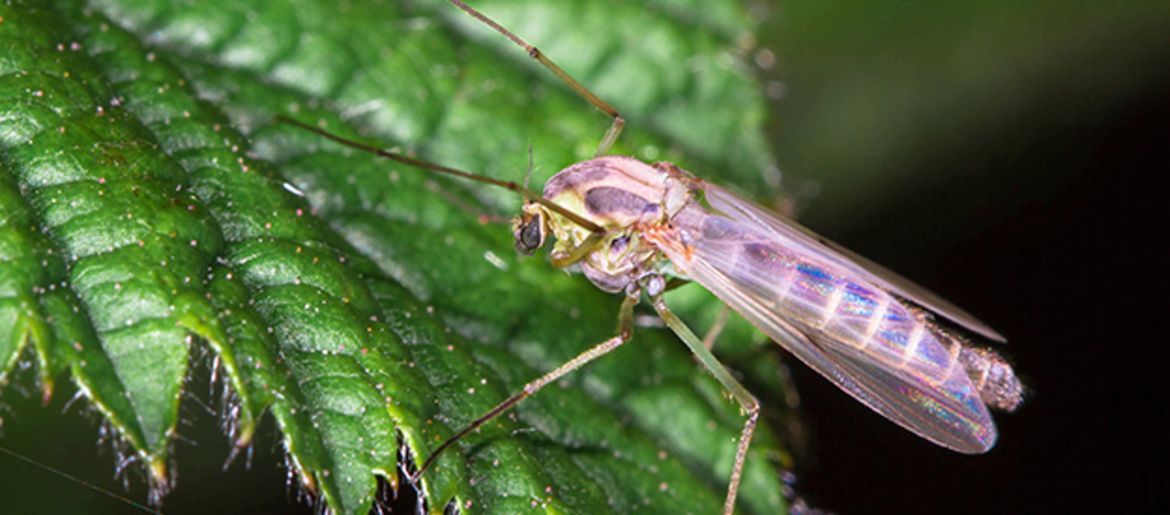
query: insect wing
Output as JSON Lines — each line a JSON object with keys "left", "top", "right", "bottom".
{"left": 656, "top": 189, "right": 997, "bottom": 452}
{"left": 700, "top": 183, "right": 1005, "bottom": 343}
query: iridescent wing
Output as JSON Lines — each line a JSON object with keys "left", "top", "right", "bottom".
{"left": 700, "top": 183, "right": 1005, "bottom": 343}
{"left": 653, "top": 184, "right": 998, "bottom": 453}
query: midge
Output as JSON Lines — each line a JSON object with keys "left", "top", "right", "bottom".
{"left": 283, "top": 1, "right": 1023, "bottom": 512}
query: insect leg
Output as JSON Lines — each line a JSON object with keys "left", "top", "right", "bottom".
{"left": 411, "top": 290, "right": 638, "bottom": 485}
{"left": 651, "top": 295, "right": 758, "bottom": 515}
{"left": 448, "top": 0, "right": 625, "bottom": 156}
{"left": 701, "top": 305, "right": 732, "bottom": 352}
{"left": 549, "top": 232, "right": 606, "bottom": 268}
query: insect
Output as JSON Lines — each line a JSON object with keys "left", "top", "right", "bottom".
{"left": 280, "top": 1, "right": 1024, "bottom": 513}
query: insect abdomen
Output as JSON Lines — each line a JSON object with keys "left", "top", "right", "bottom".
{"left": 958, "top": 346, "right": 1024, "bottom": 411}
{"left": 692, "top": 214, "right": 1018, "bottom": 410}
{"left": 774, "top": 258, "right": 960, "bottom": 384}
{"left": 781, "top": 258, "right": 1024, "bottom": 411}
{"left": 827, "top": 294, "right": 958, "bottom": 383}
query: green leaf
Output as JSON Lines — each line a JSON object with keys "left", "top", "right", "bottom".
{"left": 0, "top": 0, "right": 790, "bottom": 513}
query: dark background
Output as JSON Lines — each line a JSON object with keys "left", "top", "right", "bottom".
{"left": 2, "top": 1, "right": 1167, "bottom": 514}
{"left": 759, "top": 1, "right": 1168, "bottom": 514}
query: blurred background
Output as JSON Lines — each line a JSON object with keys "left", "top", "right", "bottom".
{"left": 756, "top": 1, "right": 1168, "bottom": 513}
{"left": 2, "top": 1, "right": 1167, "bottom": 513}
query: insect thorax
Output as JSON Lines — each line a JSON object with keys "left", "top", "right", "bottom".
{"left": 534, "top": 156, "right": 691, "bottom": 293}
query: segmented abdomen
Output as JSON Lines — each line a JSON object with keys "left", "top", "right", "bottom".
{"left": 695, "top": 215, "right": 961, "bottom": 384}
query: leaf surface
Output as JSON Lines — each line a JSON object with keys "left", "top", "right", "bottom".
{"left": 0, "top": 0, "right": 790, "bottom": 513}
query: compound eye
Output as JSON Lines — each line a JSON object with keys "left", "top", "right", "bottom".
{"left": 515, "top": 216, "right": 544, "bottom": 255}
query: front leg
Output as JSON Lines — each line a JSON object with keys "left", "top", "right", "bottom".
{"left": 549, "top": 231, "right": 605, "bottom": 268}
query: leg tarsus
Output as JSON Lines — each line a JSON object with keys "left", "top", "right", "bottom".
{"left": 724, "top": 398, "right": 759, "bottom": 515}
{"left": 449, "top": 0, "right": 625, "bottom": 154}
{"left": 412, "top": 291, "right": 639, "bottom": 485}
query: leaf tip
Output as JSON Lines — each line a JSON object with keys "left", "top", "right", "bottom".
{"left": 149, "top": 456, "right": 168, "bottom": 485}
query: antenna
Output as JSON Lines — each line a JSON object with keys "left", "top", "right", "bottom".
{"left": 274, "top": 116, "right": 604, "bottom": 234}
{"left": 524, "top": 144, "right": 535, "bottom": 191}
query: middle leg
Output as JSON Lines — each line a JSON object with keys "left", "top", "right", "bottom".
{"left": 651, "top": 292, "right": 759, "bottom": 515}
